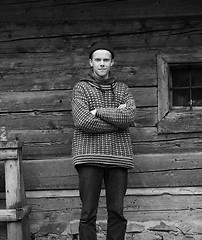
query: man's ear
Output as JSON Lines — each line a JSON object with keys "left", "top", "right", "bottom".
{"left": 89, "top": 59, "right": 93, "bottom": 66}
{"left": 111, "top": 59, "right": 114, "bottom": 66}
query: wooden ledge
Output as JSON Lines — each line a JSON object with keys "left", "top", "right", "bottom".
{"left": 0, "top": 140, "right": 22, "bottom": 150}
{"left": 0, "top": 206, "right": 32, "bottom": 222}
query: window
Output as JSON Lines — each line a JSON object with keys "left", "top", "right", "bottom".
{"left": 157, "top": 53, "right": 202, "bottom": 134}
{"left": 170, "top": 64, "right": 202, "bottom": 109}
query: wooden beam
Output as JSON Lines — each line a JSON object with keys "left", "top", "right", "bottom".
{"left": 0, "top": 206, "right": 31, "bottom": 222}
{"left": 13, "top": 186, "right": 202, "bottom": 199}
{"left": 0, "top": 149, "right": 18, "bottom": 161}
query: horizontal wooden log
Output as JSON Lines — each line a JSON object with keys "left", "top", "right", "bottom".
{"left": 8, "top": 129, "right": 74, "bottom": 143}
{"left": 0, "top": 152, "right": 202, "bottom": 190}
{"left": 158, "top": 111, "right": 202, "bottom": 133}
{"left": 0, "top": 50, "right": 157, "bottom": 90}
{"left": 2, "top": 188, "right": 202, "bottom": 236}
{"left": 22, "top": 142, "right": 72, "bottom": 160}
{"left": 132, "top": 136, "right": 202, "bottom": 154}
{"left": 130, "top": 126, "right": 202, "bottom": 143}
{"left": 24, "top": 188, "right": 202, "bottom": 212}
{"left": 0, "top": 88, "right": 156, "bottom": 114}
{"left": 1, "top": 0, "right": 202, "bottom": 23}
{"left": 0, "top": 15, "right": 201, "bottom": 45}
{"left": 1, "top": 125, "right": 202, "bottom": 160}
{"left": 26, "top": 130, "right": 195, "bottom": 160}
{"left": 0, "top": 112, "right": 73, "bottom": 130}
{"left": 0, "top": 33, "right": 201, "bottom": 57}
{"left": 132, "top": 152, "right": 202, "bottom": 172}
{"left": 135, "top": 107, "right": 157, "bottom": 127}
{"left": 1, "top": 17, "right": 202, "bottom": 53}
{"left": 9, "top": 125, "right": 202, "bottom": 147}
{"left": 15, "top": 186, "right": 202, "bottom": 199}
{"left": 10, "top": 125, "right": 202, "bottom": 159}
{"left": 20, "top": 134, "right": 202, "bottom": 159}
{"left": 0, "top": 108, "right": 156, "bottom": 131}
{"left": 6, "top": 129, "right": 74, "bottom": 159}
{"left": 0, "top": 90, "right": 71, "bottom": 112}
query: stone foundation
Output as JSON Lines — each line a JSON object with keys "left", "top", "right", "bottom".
{"left": 31, "top": 220, "right": 202, "bottom": 240}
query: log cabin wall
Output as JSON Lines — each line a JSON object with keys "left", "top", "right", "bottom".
{"left": 0, "top": 0, "right": 202, "bottom": 238}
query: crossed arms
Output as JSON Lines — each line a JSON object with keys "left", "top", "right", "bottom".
{"left": 71, "top": 84, "right": 136, "bottom": 133}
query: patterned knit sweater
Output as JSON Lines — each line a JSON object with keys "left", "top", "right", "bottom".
{"left": 71, "top": 73, "right": 136, "bottom": 169}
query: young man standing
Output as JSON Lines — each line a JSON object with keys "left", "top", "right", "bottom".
{"left": 71, "top": 42, "right": 136, "bottom": 240}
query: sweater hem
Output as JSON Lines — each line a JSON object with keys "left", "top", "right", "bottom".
{"left": 72, "top": 154, "right": 134, "bottom": 169}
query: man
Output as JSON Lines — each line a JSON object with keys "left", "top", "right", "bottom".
{"left": 71, "top": 42, "right": 136, "bottom": 240}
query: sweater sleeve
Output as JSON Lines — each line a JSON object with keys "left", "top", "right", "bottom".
{"left": 71, "top": 83, "right": 118, "bottom": 133}
{"left": 95, "top": 86, "right": 136, "bottom": 129}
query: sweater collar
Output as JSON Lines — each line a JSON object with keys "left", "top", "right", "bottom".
{"left": 80, "top": 71, "right": 117, "bottom": 90}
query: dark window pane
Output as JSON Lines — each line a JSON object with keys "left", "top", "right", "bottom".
{"left": 191, "top": 67, "right": 202, "bottom": 87}
{"left": 192, "top": 88, "right": 202, "bottom": 106}
{"left": 172, "top": 89, "right": 190, "bottom": 106}
{"left": 171, "top": 67, "right": 189, "bottom": 87}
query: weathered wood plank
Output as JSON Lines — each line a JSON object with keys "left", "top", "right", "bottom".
{"left": 132, "top": 137, "right": 202, "bottom": 154}
{"left": 0, "top": 50, "right": 157, "bottom": 90}
{"left": 132, "top": 152, "right": 202, "bottom": 172}
{"left": 135, "top": 107, "right": 157, "bottom": 127}
{"left": 0, "top": 108, "right": 155, "bottom": 131}
{"left": 22, "top": 142, "right": 72, "bottom": 160}
{"left": 5, "top": 158, "right": 23, "bottom": 239}
{"left": 158, "top": 111, "right": 202, "bottom": 134}
{"left": 0, "top": 152, "right": 202, "bottom": 191}
{"left": 20, "top": 132, "right": 202, "bottom": 159}
{"left": 1, "top": 0, "right": 202, "bottom": 23}
{"left": 128, "top": 169, "right": 202, "bottom": 188}
{"left": 3, "top": 126, "right": 202, "bottom": 160}
{"left": 1, "top": 16, "right": 202, "bottom": 54}
{"left": 1, "top": 187, "right": 202, "bottom": 235}
{"left": 8, "top": 129, "right": 73, "bottom": 143}
{"left": 130, "top": 127, "right": 202, "bottom": 142}
{"left": 1, "top": 16, "right": 202, "bottom": 45}
{"left": 0, "top": 149, "right": 18, "bottom": 161}
{"left": 0, "top": 87, "right": 156, "bottom": 113}
{"left": 1, "top": 28, "right": 202, "bottom": 54}
{"left": 23, "top": 187, "right": 202, "bottom": 198}
{"left": 1, "top": 31, "right": 201, "bottom": 56}
{"left": 0, "top": 90, "right": 71, "bottom": 112}
{"left": 0, "top": 112, "right": 73, "bottom": 130}
{"left": 26, "top": 192, "right": 202, "bottom": 212}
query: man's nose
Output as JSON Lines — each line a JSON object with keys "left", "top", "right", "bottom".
{"left": 100, "top": 60, "right": 105, "bottom": 66}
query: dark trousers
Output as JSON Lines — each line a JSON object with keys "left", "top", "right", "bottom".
{"left": 76, "top": 166, "right": 128, "bottom": 240}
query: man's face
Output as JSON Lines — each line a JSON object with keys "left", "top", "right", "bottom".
{"left": 89, "top": 49, "right": 114, "bottom": 79}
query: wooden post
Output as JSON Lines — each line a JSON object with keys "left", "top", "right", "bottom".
{"left": 0, "top": 141, "right": 31, "bottom": 240}
{"left": 5, "top": 158, "right": 23, "bottom": 240}
{"left": 18, "top": 147, "right": 31, "bottom": 240}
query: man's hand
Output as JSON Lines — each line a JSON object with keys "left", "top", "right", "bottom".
{"left": 91, "top": 109, "right": 97, "bottom": 116}
{"left": 118, "top": 103, "right": 126, "bottom": 109}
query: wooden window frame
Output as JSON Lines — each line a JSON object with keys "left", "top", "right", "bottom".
{"left": 157, "top": 53, "right": 202, "bottom": 134}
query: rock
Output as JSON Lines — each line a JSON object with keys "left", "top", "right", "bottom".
{"left": 132, "top": 231, "right": 162, "bottom": 240}
{"left": 69, "top": 220, "right": 80, "bottom": 235}
{"left": 126, "top": 221, "right": 145, "bottom": 233}
{"left": 149, "top": 221, "right": 178, "bottom": 233}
